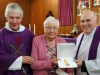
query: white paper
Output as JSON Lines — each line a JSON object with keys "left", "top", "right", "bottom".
{"left": 56, "top": 68, "right": 68, "bottom": 75}
{"left": 57, "top": 43, "right": 77, "bottom": 68}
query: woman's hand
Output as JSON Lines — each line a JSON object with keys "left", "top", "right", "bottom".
{"left": 68, "top": 74, "right": 73, "bottom": 75}
{"left": 22, "top": 56, "right": 35, "bottom": 64}
{"left": 51, "top": 57, "right": 59, "bottom": 65}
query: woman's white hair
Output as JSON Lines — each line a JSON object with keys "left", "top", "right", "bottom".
{"left": 4, "top": 3, "right": 23, "bottom": 17}
{"left": 43, "top": 16, "right": 59, "bottom": 28}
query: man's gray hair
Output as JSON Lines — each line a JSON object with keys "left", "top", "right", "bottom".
{"left": 4, "top": 3, "right": 23, "bottom": 17}
{"left": 93, "top": 12, "right": 97, "bottom": 20}
{"left": 43, "top": 16, "right": 59, "bottom": 28}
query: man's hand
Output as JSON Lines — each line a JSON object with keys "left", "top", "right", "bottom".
{"left": 22, "top": 56, "right": 35, "bottom": 64}
{"left": 74, "top": 60, "right": 83, "bottom": 68}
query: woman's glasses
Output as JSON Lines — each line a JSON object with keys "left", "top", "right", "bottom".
{"left": 45, "top": 27, "right": 58, "bottom": 31}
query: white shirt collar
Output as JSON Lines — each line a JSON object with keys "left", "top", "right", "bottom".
{"left": 83, "top": 26, "right": 97, "bottom": 37}
{"left": 4, "top": 22, "right": 25, "bottom": 32}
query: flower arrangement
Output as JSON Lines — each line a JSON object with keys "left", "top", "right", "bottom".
{"left": 70, "top": 24, "right": 79, "bottom": 34}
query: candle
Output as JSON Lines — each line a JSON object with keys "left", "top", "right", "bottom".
{"left": 34, "top": 24, "right": 36, "bottom": 34}
{"left": 29, "top": 24, "right": 31, "bottom": 31}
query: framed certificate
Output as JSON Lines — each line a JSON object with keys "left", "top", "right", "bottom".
{"left": 93, "top": 0, "right": 100, "bottom": 6}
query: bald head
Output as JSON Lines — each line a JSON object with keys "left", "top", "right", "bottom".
{"left": 81, "top": 10, "right": 97, "bottom": 20}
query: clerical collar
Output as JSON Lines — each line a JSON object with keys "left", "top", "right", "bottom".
{"left": 83, "top": 26, "right": 97, "bottom": 37}
{"left": 4, "top": 22, "right": 25, "bottom": 32}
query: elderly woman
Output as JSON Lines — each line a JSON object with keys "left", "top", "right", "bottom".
{"left": 31, "top": 16, "right": 73, "bottom": 75}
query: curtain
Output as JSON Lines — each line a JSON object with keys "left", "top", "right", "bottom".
{"left": 58, "top": 0, "right": 72, "bottom": 26}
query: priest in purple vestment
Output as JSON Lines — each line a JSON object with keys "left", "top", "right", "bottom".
{"left": 0, "top": 3, "right": 35, "bottom": 75}
{"left": 74, "top": 10, "right": 100, "bottom": 75}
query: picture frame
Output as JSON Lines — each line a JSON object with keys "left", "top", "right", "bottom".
{"left": 77, "top": 0, "right": 90, "bottom": 16}
{"left": 93, "top": 0, "right": 100, "bottom": 6}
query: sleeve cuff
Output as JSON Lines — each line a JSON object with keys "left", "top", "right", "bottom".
{"left": 8, "top": 56, "right": 22, "bottom": 70}
{"left": 81, "top": 61, "right": 88, "bottom": 72}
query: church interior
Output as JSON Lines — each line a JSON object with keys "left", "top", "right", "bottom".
{"left": 0, "top": 0, "right": 100, "bottom": 39}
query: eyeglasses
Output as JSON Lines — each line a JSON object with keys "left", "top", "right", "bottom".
{"left": 45, "top": 27, "right": 58, "bottom": 31}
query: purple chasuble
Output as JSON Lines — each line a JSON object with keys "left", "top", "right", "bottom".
{"left": 0, "top": 28, "right": 35, "bottom": 75}
{"left": 75, "top": 26, "right": 100, "bottom": 75}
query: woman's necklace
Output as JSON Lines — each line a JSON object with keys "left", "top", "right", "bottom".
{"left": 46, "top": 40, "right": 55, "bottom": 44}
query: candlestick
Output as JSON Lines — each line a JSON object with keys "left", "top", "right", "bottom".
{"left": 29, "top": 24, "right": 31, "bottom": 31}
{"left": 34, "top": 24, "right": 36, "bottom": 34}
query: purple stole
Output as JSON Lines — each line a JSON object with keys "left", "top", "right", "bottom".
{"left": 75, "top": 26, "right": 100, "bottom": 75}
